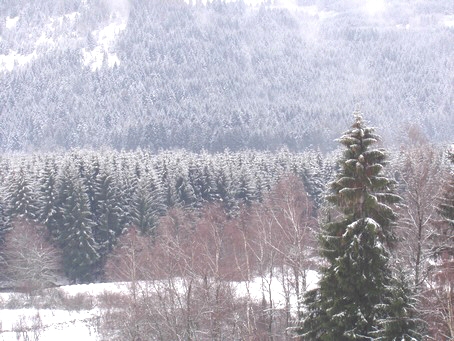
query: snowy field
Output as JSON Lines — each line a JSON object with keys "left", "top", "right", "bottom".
{"left": 0, "top": 271, "right": 318, "bottom": 341}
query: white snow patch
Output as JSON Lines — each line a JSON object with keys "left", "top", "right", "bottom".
{"left": 362, "top": 0, "right": 386, "bottom": 17}
{"left": 184, "top": 0, "right": 265, "bottom": 6}
{"left": 396, "top": 23, "right": 411, "bottom": 30}
{"left": 306, "top": 269, "right": 320, "bottom": 291}
{"left": 442, "top": 15, "right": 454, "bottom": 28}
{"left": 183, "top": 0, "right": 337, "bottom": 18}
{"left": 0, "top": 309, "right": 98, "bottom": 341}
{"left": 61, "top": 281, "right": 128, "bottom": 296}
{"left": 5, "top": 16, "right": 19, "bottom": 29}
{"left": 298, "top": 5, "right": 337, "bottom": 20}
{"left": 82, "top": 19, "right": 126, "bottom": 71}
{"left": 0, "top": 271, "right": 321, "bottom": 340}
{"left": 0, "top": 50, "right": 37, "bottom": 72}
{"left": 233, "top": 269, "right": 320, "bottom": 312}
{"left": 0, "top": 12, "right": 81, "bottom": 71}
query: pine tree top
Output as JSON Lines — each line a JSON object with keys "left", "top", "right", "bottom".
{"left": 326, "top": 113, "right": 399, "bottom": 244}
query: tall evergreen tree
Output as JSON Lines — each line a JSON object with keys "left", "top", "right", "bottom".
{"left": 54, "top": 161, "right": 100, "bottom": 283}
{"left": 174, "top": 164, "right": 197, "bottom": 209}
{"left": 36, "top": 157, "right": 59, "bottom": 229}
{"left": 92, "top": 165, "right": 125, "bottom": 257}
{"left": 131, "top": 169, "right": 165, "bottom": 236}
{"left": 6, "top": 165, "right": 38, "bottom": 220}
{"left": 300, "top": 114, "right": 417, "bottom": 340}
{"left": 0, "top": 198, "right": 11, "bottom": 245}
{"left": 0, "top": 193, "right": 12, "bottom": 277}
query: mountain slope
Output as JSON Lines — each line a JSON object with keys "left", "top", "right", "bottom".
{"left": 0, "top": 0, "right": 453, "bottom": 152}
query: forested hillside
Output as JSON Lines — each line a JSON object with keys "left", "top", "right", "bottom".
{"left": 1, "top": 0, "right": 453, "bottom": 152}
{"left": 0, "top": 149, "right": 332, "bottom": 281}
{"left": 0, "top": 123, "right": 452, "bottom": 339}
{"left": 1, "top": 1, "right": 454, "bottom": 339}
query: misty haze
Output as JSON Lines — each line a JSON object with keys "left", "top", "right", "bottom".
{"left": 0, "top": 0, "right": 453, "bottom": 340}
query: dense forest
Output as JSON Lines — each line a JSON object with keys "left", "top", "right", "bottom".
{"left": 0, "top": 0, "right": 453, "bottom": 152}
{"left": 1, "top": 0, "right": 454, "bottom": 339}
{"left": 0, "top": 148, "right": 332, "bottom": 281}
{"left": 0, "top": 129, "right": 452, "bottom": 339}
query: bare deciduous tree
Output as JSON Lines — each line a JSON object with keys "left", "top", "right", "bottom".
{"left": 246, "top": 175, "right": 318, "bottom": 340}
{"left": 423, "top": 252, "right": 454, "bottom": 340}
{"left": 395, "top": 142, "right": 443, "bottom": 288}
{"left": 3, "top": 219, "right": 62, "bottom": 293}
{"left": 102, "top": 177, "right": 318, "bottom": 340}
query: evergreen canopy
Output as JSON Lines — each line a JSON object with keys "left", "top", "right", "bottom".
{"left": 300, "top": 114, "right": 417, "bottom": 340}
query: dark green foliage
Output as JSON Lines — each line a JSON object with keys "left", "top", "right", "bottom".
{"left": 131, "top": 171, "right": 165, "bottom": 236}
{"left": 54, "top": 162, "right": 100, "bottom": 283}
{"left": 6, "top": 167, "right": 38, "bottom": 220}
{"left": 376, "top": 268, "right": 421, "bottom": 341}
{"left": 0, "top": 199, "right": 11, "bottom": 244}
{"left": 0, "top": 149, "right": 327, "bottom": 283}
{"left": 188, "top": 161, "right": 216, "bottom": 205}
{"left": 0, "top": 196, "right": 12, "bottom": 275}
{"left": 300, "top": 114, "right": 417, "bottom": 340}
{"left": 235, "top": 166, "right": 256, "bottom": 206}
{"left": 92, "top": 169, "right": 125, "bottom": 256}
{"left": 174, "top": 168, "right": 197, "bottom": 208}
{"left": 36, "top": 158, "right": 59, "bottom": 229}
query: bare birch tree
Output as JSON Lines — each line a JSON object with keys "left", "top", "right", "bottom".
{"left": 3, "top": 219, "right": 62, "bottom": 293}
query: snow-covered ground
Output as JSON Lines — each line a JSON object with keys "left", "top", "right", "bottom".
{"left": 0, "top": 271, "right": 319, "bottom": 341}
{"left": 81, "top": 18, "right": 126, "bottom": 71}
{"left": 5, "top": 16, "right": 19, "bottom": 29}
{"left": 0, "top": 51, "right": 37, "bottom": 72}
{"left": 443, "top": 14, "right": 454, "bottom": 27}
{"left": 1, "top": 9, "right": 126, "bottom": 72}
{"left": 0, "top": 309, "right": 98, "bottom": 341}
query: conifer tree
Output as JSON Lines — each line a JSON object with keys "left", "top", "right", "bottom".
{"left": 6, "top": 166, "right": 38, "bottom": 220}
{"left": 300, "top": 114, "right": 417, "bottom": 340}
{"left": 235, "top": 166, "right": 256, "bottom": 206}
{"left": 174, "top": 165, "right": 197, "bottom": 208}
{"left": 214, "top": 156, "right": 236, "bottom": 213}
{"left": 0, "top": 198, "right": 10, "bottom": 245}
{"left": 54, "top": 162, "right": 100, "bottom": 283}
{"left": 131, "top": 169, "right": 165, "bottom": 236}
{"left": 92, "top": 166, "right": 125, "bottom": 257}
{"left": 36, "top": 157, "right": 59, "bottom": 229}
{"left": 187, "top": 157, "right": 215, "bottom": 207}
{"left": 0, "top": 194, "right": 12, "bottom": 275}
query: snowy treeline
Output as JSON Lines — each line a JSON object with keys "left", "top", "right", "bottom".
{"left": 0, "top": 137, "right": 452, "bottom": 339}
{"left": 0, "top": 148, "right": 332, "bottom": 283}
{"left": 0, "top": 0, "right": 453, "bottom": 152}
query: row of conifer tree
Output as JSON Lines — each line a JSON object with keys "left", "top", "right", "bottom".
{"left": 0, "top": 116, "right": 453, "bottom": 339}
{"left": 0, "top": 148, "right": 331, "bottom": 282}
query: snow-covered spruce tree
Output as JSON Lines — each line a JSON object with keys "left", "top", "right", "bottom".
{"left": 36, "top": 157, "right": 59, "bottom": 230}
{"left": 300, "top": 114, "right": 417, "bottom": 340}
{"left": 131, "top": 169, "right": 165, "bottom": 236}
{"left": 6, "top": 165, "right": 38, "bottom": 220}
{"left": 54, "top": 161, "right": 100, "bottom": 283}
{"left": 92, "top": 166, "right": 125, "bottom": 258}
{"left": 0, "top": 194, "right": 11, "bottom": 279}
{"left": 0, "top": 198, "right": 10, "bottom": 244}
